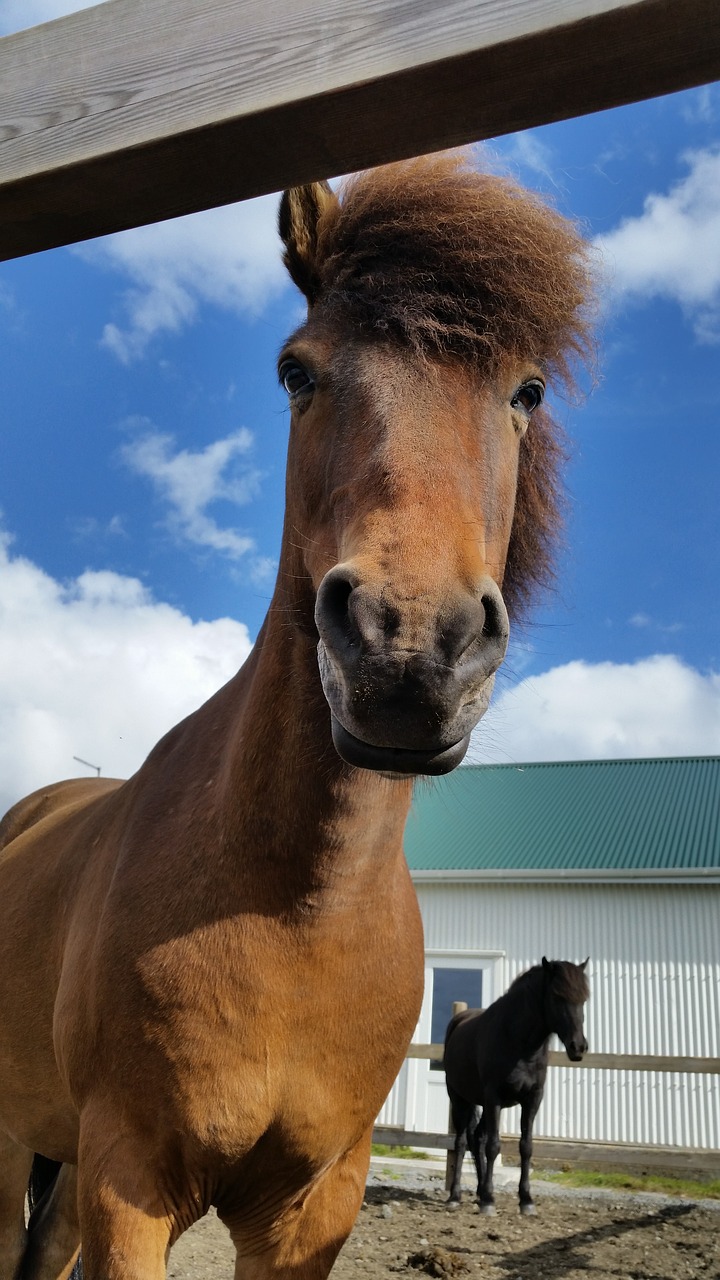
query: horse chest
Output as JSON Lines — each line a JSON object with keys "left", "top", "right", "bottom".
{"left": 82, "top": 902, "right": 421, "bottom": 1169}
{"left": 504, "top": 1057, "right": 545, "bottom": 1101}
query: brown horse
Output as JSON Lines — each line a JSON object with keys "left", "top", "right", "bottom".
{"left": 0, "top": 155, "right": 592, "bottom": 1280}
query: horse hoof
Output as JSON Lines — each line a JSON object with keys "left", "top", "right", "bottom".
{"left": 479, "top": 1203, "right": 496, "bottom": 1216}
{"left": 447, "top": 1199, "right": 461, "bottom": 1211}
{"left": 520, "top": 1203, "right": 536, "bottom": 1216}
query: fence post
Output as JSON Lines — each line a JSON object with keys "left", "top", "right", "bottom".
{"left": 444, "top": 1001, "right": 468, "bottom": 1192}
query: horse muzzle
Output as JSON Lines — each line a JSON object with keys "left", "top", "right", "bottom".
{"left": 315, "top": 567, "right": 509, "bottom": 775}
{"left": 565, "top": 1038, "right": 588, "bottom": 1062}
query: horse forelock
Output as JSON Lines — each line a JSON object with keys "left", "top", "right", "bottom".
{"left": 302, "top": 153, "right": 596, "bottom": 618}
{"left": 310, "top": 154, "right": 595, "bottom": 385}
{"left": 555, "top": 961, "right": 591, "bottom": 1004}
{"left": 510, "top": 960, "right": 590, "bottom": 1005}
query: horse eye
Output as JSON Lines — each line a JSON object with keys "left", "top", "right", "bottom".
{"left": 279, "top": 360, "right": 314, "bottom": 398}
{"left": 511, "top": 379, "right": 545, "bottom": 415}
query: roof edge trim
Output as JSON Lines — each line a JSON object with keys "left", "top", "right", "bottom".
{"left": 410, "top": 867, "right": 720, "bottom": 884}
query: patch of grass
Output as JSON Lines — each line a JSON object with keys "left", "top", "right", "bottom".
{"left": 371, "top": 1144, "right": 432, "bottom": 1160}
{"left": 541, "top": 1168, "right": 720, "bottom": 1200}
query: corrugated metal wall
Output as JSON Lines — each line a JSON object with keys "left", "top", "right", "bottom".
{"left": 377, "top": 881, "right": 720, "bottom": 1149}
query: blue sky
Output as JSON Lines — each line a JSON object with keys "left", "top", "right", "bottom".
{"left": 1, "top": 2, "right": 719, "bottom": 812}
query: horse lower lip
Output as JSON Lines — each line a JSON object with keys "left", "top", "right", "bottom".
{"left": 330, "top": 716, "right": 469, "bottom": 776}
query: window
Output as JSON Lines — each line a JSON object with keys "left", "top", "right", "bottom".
{"left": 429, "top": 967, "right": 483, "bottom": 1070}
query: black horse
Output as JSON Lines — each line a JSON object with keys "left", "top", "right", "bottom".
{"left": 443, "top": 958, "right": 589, "bottom": 1215}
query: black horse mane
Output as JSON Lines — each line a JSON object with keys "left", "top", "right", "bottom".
{"left": 508, "top": 959, "right": 589, "bottom": 1005}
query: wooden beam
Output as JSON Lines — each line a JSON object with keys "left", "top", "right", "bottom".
{"left": 1, "top": 0, "right": 719, "bottom": 260}
{"left": 372, "top": 1127, "right": 720, "bottom": 1177}
{"left": 547, "top": 1050, "right": 720, "bottom": 1074}
{"left": 508, "top": 1137, "right": 720, "bottom": 1177}
{"left": 410, "top": 1044, "right": 720, "bottom": 1072}
{"left": 407, "top": 1044, "right": 445, "bottom": 1061}
{"left": 372, "top": 1126, "right": 455, "bottom": 1151}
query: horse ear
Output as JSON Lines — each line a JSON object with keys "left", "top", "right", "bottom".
{"left": 541, "top": 956, "right": 551, "bottom": 971}
{"left": 581, "top": 957, "right": 589, "bottom": 970}
{"left": 278, "top": 180, "right": 338, "bottom": 305}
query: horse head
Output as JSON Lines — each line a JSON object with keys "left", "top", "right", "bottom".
{"left": 542, "top": 956, "right": 590, "bottom": 1061}
{"left": 278, "top": 157, "right": 593, "bottom": 776}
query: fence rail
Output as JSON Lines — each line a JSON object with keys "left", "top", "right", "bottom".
{"left": 375, "top": 1040, "right": 720, "bottom": 1182}
{"left": 371, "top": 1126, "right": 720, "bottom": 1180}
{"left": 3, "top": 0, "right": 720, "bottom": 258}
{"left": 407, "top": 1043, "right": 720, "bottom": 1073}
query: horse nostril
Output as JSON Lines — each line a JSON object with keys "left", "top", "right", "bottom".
{"left": 317, "top": 568, "right": 510, "bottom": 673}
{"left": 317, "top": 568, "right": 401, "bottom": 657}
{"left": 481, "top": 589, "right": 505, "bottom": 642}
{"left": 437, "top": 580, "right": 508, "bottom": 667}
{"left": 315, "top": 569, "right": 357, "bottom": 652}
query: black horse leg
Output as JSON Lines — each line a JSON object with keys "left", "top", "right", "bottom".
{"left": 447, "top": 1092, "right": 475, "bottom": 1203}
{"left": 477, "top": 1103, "right": 501, "bottom": 1215}
{"left": 518, "top": 1097, "right": 541, "bottom": 1215}
{"left": 468, "top": 1108, "right": 486, "bottom": 1200}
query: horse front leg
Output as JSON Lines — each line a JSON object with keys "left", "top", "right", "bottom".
{"left": 77, "top": 1108, "right": 172, "bottom": 1280}
{"left": 518, "top": 1097, "right": 541, "bottom": 1216}
{"left": 467, "top": 1108, "right": 485, "bottom": 1203}
{"left": 222, "top": 1131, "right": 371, "bottom": 1280}
{"left": 78, "top": 1173, "right": 170, "bottom": 1280}
{"left": 477, "top": 1104, "right": 500, "bottom": 1216}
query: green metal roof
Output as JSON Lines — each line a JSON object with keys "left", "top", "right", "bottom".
{"left": 404, "top": 756, "right": 720, "bottom": 875}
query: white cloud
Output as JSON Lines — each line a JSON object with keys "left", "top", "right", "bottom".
{"left": 500, "top": 131, "right": 556, "bottom": 183}
{"left": 0, "top": 531, "right": 251, "bottom": 818}
{"left": 2, "top": 534, "right": 714, "bottom": 817}
{"left": 121, "top": 424, "right": 261, "bottom": 559}
{"left": 0, "top": 1, "right": 109, "bottom": 36}
{"left": 680, "top": 85, "right": 718, "bottom": 125}
{"left": 629, "top": 612, "right": 683, "bottom": 635}
{"left": 0, "top": 281, "right": 15, "bottom": 313}
{"left": 594, "top": 146, "right": 720, "bottom": 342}
{"left": 71, "top": 514, "right": 127, "bottom": 542}
{"left": 75, "top": 197, "right": 289, "bottom": 361}
{"left": 470, "top": 655, "right": 720, "bottom": 764}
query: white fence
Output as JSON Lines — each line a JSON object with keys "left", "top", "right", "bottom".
{"left": 374, "top": 1039, "right": 720, "bottom": 1180}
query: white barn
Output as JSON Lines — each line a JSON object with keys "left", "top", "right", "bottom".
{"left": 378, "top": 756, "right": 720, "bottom": 1160}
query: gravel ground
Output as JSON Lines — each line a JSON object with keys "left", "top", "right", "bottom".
{"left": 167, "top": 1157, "right": 720, "bottom": 1279}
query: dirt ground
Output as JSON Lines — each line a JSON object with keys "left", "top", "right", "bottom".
{"left": 167, "top": 1165, "right": 720, "bottom": 1280}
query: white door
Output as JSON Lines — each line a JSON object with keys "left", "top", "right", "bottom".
{"left": 414, "top": 952, "right": 505, "bottom": 1135}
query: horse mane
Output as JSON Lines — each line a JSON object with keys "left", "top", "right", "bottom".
{"left": 509, "top": 960, "right": 590, "bottom": 1005}
{"left": 303, "top": 153, "right": 596, "bottom": 618}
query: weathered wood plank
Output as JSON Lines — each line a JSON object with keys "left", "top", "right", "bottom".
{"left": 547, "top": 1051, "right": 720, "bottom": 1074}
{"left": 372, "top": 1127, "right": 720, "bottom": 1177}
{"left": 509, "top": 1137, "right": 720, "bottom": 1177}
{"left": 372, "top": 1127, "right": 455, "bottom": 1150}
{"left": 410, "top": 1044, "right": 720, "bottom": 1073}
{"left": 407, "top": 1044, "right": 445, "bottom": 1060}
{"left": 2, "top": 0, "right": 720, "bottom": 259}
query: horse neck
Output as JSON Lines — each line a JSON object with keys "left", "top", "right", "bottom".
{"left": 501, "top": 976, "right": 552, "bottom": 1059}
{"left": 211, "top": 557, "right": 414, "bottom": 910}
